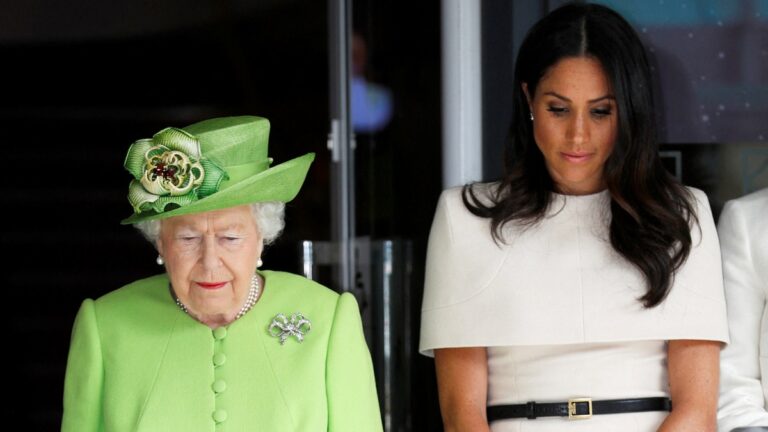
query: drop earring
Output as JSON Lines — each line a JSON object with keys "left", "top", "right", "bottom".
{"left": 156, "top": 255, "right": 164, "bottom": 265}
{"left": 530, "top": 112, "right": 534, "bottom": 121}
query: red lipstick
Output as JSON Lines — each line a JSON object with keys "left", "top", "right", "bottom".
{"left": 196, "top": 281, "right": 227, "bottom": 290}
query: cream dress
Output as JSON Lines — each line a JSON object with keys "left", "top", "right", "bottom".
{"left": 420, "top": 186, "right": 729, "bottom": 431}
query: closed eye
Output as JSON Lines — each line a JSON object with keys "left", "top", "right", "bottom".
{"left": 591, "top": 108, "right": 612, "bottom": 118}
{"left": 221, "top": 236, "right": 245, "bottom": 244}
{"left": 546, "top": 106, "right": 568, "bottom": 117}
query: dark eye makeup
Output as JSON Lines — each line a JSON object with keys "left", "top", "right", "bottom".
{"left": 544, "top": 105, "right": 613, "bottom": 118}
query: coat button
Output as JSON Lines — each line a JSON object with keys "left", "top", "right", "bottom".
{"left": 212, "top": 379, "right": 227, "bottom": 393}
{"left": 212, "top": 409, "right": 228, "bottom": 423}
{"left": 213, "top": 353, "right": 227, "bottom": 366}
{"left": 212, "top": 327, "right": 227, "bottom": 340}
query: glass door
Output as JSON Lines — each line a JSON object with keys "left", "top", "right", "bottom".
{"left": 344, "top": 1, "right": 443, "bottom": 430}
{"left": 301, "top": 0, "right": 443, "bottom": 430}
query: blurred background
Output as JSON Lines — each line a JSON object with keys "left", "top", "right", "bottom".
{"left": 2, "top": 0, "right": 766, "bottom": 430}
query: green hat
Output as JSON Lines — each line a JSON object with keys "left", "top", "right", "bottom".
{"left": 121, "top": 115, "right": 314, "bottom": 224}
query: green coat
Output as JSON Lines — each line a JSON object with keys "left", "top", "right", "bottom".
{"left": 62, "top": 270, "right": 382, "bottom": 432}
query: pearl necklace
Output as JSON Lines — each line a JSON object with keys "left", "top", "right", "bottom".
{"left": 174, "top": 275, "right": 260, "bottom": 321}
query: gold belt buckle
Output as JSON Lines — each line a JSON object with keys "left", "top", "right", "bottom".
{"left": 567, "top": 398, "right": 593, "bottom": 420}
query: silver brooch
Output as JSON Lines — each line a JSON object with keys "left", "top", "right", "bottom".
{"left": 268, "top": 313, "right": 311, "bottom": 345}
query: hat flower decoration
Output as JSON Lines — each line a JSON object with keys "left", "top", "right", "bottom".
{"left": 120, "top": 116, "right": 315, "bottom": 225}
{"left": 125, "top": 127, "right": 228, "bottom": 215}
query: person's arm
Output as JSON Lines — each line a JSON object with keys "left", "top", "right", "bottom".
{"left": 658, "top": 339, "right": 720, "bottom": 432}
{"left": 326, "top": 293, "right": 383, "bottom": 432}
{"left": 61, "top": 299, "right": 105, "bottom": 432}
{"left": 717, "top": 199, "right": 768, "bottom": 431}
{"left": 434, "top": 347, "right": 490, "bottom": 432}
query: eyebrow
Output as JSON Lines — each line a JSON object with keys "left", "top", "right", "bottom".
{"left": 216, "top": 223, "right": 247, "bottom": 232}
{"left": 171, "top": 222, "right": 244, "bottom": 233}
{"left": 543, "top": 91, "right": 615, "bottom": 103}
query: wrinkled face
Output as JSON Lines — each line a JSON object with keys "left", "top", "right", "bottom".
{"left": 157, "top": 205, "right": 262, "bottom": 319}
{"left": 524, "top": 56, "right": 618, "bottom": 195}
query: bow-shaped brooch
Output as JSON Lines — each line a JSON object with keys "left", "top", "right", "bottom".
{"left": 268, "top": 313, "right": 312, "bottom": 345}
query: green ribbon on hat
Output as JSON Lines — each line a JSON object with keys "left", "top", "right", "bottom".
{"left": 124, "top": 127, "right": 228, "bottom": 214}
{"left": 120, "top": 116, "right": 315, "bottom": 225}
{"left": 217, "top": 158, "right": 272, "bottom": 190}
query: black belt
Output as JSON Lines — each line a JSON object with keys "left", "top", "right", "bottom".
{"left": 487, "top": 397, "right": 671, "bottom": 421}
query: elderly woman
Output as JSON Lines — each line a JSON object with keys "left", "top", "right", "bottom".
{"left": 61, "top": 116, "right": 382, "bottom": 431}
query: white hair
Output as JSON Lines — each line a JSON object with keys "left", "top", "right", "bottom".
{"left": 134, "top": 202, "right": 286, "bottom": 246}
{"left": 251, "top": 202, "right": 286, "bottom": 245}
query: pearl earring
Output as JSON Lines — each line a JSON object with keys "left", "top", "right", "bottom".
{"left": 257, "top": 258, "right": 263, "bottom": 268}
{"left": 156, "top": 255, "right": 164, "bottom": 265}
{"left": 530, "top": 112, "right": 534, "bottom": 121}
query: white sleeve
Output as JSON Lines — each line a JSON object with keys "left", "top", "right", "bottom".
{"left": 419, "top": 187, "right": 501, "bottom": 356}
{"left": 717, "top": 198, "right": 768, "bottom": 431}
{"left": 419, "top": 190, "right": 458, "bottom": 357}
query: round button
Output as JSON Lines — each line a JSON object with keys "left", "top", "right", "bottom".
{"left": 213, "top": 353, "right": 227, "bottom": 366}
{"left": 212, "top": 379, "right": 227, "bottom": 393}
{"left": 212, "top": 409, "right": 228, "bottom": 423}
{"left": 212, "top": 327, "right": 228, "bottom": 340}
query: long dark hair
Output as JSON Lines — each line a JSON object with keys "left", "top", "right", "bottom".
{"left": 463, "top": 2, "right": 696, "bottom": 308}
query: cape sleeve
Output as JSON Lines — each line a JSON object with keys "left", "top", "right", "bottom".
{"left": 717, "top": 197, "right": 768, "bottom": 430}
{"left": 326, "top": 292, "right": 383, "bottom": 431}
{"left": 420, "top": 188, "right": 492, "bottom": 356}
{"left": 419, "top": 190, "right": 456, "bottom": 357}
{"left": 61, "top": 299, "right": 105, "bottom": 432}
{"left": 662, "top": 187, "right": 729, "bottom": 343}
